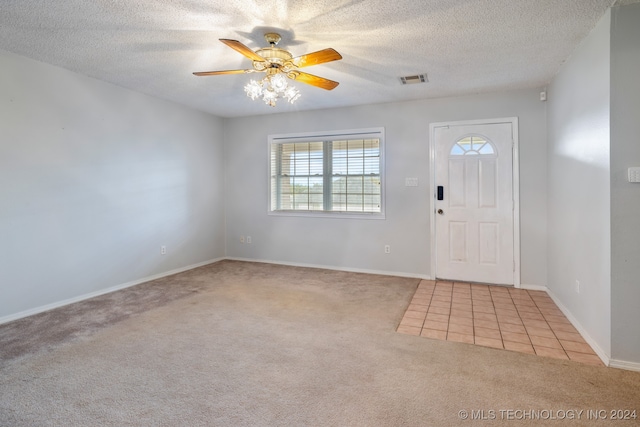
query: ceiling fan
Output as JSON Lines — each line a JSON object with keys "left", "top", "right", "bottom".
{"left": 193, "top": 33, "right": 342, "bottom": 106}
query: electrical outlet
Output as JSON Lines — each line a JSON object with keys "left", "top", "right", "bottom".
{"left": 240, "top": 236, "right": 245, "bottom": 243}
{"left": 384, "top": 245, "right": 391, "bottom": 254}
{"left": 161, "top": 245, "right": 166, "bottom": 255}
{"left": 246, "top": 236, "right": 252, "bottom": 244}
{"left": 575, "top": 280, "right": 580, "bottom": 293}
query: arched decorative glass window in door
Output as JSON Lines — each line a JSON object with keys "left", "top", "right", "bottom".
{"left": 450, "top": 135, "right": 495, "bottom": 156}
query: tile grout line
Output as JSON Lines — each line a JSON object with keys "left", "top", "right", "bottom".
{"left": 469, "top": 284, "right": 476, "bottom": 345}
{"left": 503, "top": 288, "right": 534, "bottom": 351}
{"left": 527, "top": 290, "right": 596, "bottom": 361}
{"left": 510, "top": 290, "right": 534, "bottom": 352}
{"left": 488, "top": 287, "right": 506, "bottom": 350}
{"left": 524, "top": 290, "right": 571, "bottom": 360}
{"left": 446, "top": 284, "right": 452, "bottom": 332}
{"left": 421, "top": 282, "right": 436, "bottom": 333}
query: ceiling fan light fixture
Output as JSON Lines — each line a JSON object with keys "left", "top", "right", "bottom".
{"left": 197, "top": 33, "right": 340, "bottom": 107}
{"left": 283, "top": 86, "right": 301, "bottom": 104}
{"left": 270, "top": 73, "right": 289, "bottom": 92}
{"left": 262, "top": 88, "right": 278, "bottom": 107}
{"left": 243, "top": 72, "right": 301, "bottom": 107}
{"left": 244, "top": 79, "right": 263, "bottom": 100}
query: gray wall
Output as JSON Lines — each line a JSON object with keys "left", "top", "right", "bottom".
{"left": 546, "top": 10, "right": 611, "bottom": 357}
{"left": 0, "top": 50, "right": 226, "bottom": 320}
{"left": 610, "top": 3, "right": 640, "bottom": 364}
{"left": 224, "top": 90, "right": 547, "bottom": 284}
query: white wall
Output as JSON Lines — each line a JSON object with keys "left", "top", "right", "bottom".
{"left": 546, "top": 11, "right": 611, "bottom": 357}
{"left": 610, "top": 3, "right": 640, "bottom": 364}
{"left": 0, "top": 50, "right": 226, "bottom": 320}
{"left": 224, "top": 89, "right": 547, "bottom": 283}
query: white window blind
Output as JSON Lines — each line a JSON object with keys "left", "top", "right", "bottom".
{"left": 269, "top": 128, "right": 384, "bottom": 217}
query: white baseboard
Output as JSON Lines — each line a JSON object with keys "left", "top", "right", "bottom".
{"left": 0, "top": 257, "right": 224, "bottom": 325}
{"left": 608, "top": 359, "right": 640, "bottom": 372}
{"left": 519, "top": 284, "right": 548, "bottom": 291}
{"left": 544, "top": 289, "right": 610, "bottom": 367}
{"left": 225, "top": 257, "right": 431, "bottom": 280}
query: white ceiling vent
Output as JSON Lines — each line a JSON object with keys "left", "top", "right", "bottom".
{"left": 400, "top": 74, "right": 428, "bottom": 85}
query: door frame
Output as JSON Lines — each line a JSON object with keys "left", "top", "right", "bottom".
{"left": 429, "top": 117, "right": 521, "bottom": 287}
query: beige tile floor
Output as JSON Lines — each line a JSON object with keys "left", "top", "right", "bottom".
{"left": 397, "top": 280, "right": 604, "bottom": 366}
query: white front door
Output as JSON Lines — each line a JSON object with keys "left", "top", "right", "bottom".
{"left": 432, "top": 120, "right": 517, "bottom": 285}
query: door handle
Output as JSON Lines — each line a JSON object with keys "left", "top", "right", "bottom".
{"left": 437, "top": 209, "right": 444, "bottom": 215}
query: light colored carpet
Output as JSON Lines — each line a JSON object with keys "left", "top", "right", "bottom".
{"left": 1, "top": 260, "right": 638, "bottom": 426}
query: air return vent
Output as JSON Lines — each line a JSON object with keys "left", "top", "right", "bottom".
{"left": 400, "top": 74, "right": 428, "bottom": 85}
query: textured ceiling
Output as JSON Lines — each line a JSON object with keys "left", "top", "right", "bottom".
{"left": 0, "top": 0, "right": 627, "bottom": 118}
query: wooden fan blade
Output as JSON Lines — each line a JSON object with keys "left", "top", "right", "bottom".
{"left": 293, "top": 48, "right": 342, "bottom": 68}
{"left": 220, "top": 39, "right": 266, "bottom": 62}
{"left": 291, "top": 71, "right": 339, "bottom": 90}
{"left": 193, "top": 69, "right": 251, "bottom": 76}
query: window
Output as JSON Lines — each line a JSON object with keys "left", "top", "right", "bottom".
{"left": 450, "top": 135, "right": 495, "bottom": 156}
{"left": 269, "top": 128, "right": 384, "bottom": 217}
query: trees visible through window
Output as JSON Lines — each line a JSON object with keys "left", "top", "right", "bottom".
{"left": 269, "top": 129, "right": 384, "bottom": 216}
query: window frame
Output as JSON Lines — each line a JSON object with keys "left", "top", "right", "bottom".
{"left": 268, "top": 127, "right": 386, "bottom": 219}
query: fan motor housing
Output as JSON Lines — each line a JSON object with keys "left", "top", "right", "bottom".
{"left": 255, "top": 47, "right": 293, "bottom": 65}
{"left": 253, "top": 47, "right": 296, "bottom": 72}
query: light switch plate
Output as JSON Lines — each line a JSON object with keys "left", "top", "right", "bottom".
{"left": 628, "top": 167, "right": 640, "bottom": 183}
{"left": 405, "top": 177, "right": 418, "bottom": 187}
